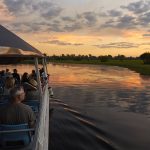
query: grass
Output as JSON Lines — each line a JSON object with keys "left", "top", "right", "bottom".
{"left": 49, "top": 59, "right": 150, "bottom": 76}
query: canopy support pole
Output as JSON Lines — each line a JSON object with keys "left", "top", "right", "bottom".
{"left": 42, "top": 58, "right": 47, "bottom": 75}
{"left": 35, "top": 57, "right": 42, "bottom": 99}
{"left": 44, "top": 56, "right": 48, "bottom": 73}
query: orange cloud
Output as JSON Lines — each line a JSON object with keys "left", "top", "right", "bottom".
{"left": 0, "top": 1, "right": 14, "bottom": 22}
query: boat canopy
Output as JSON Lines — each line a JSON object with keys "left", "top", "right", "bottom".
{"left": 0, "top": 25, "right": 43, "bottom": 59}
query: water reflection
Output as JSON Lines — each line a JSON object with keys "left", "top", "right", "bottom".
{"left": 49, "top": 63, "right": 146, "bottom": 89}
{"left": 48, "top": 63, "right": 150, "bottom": 117}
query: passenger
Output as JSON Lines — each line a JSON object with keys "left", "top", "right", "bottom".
{"left": 25, "top": 79, "right": 39, "bottom": 101}
{"left": 0, "top": 70, "right": 5, "bottom": 77}
{"left": 21, "top": 72, "right": 29, "bottom": 83}
{"left": 0, "top": 71, "right": 5, "bottom": 88}
{"left": 29, "top": 70, "right": 37, "bottom": 81}
{"left": 40, "top": 68, "right": 48, "bottom": 86}
{"left": 5, "top": 68, "right": 12, "bottom": 78}
{"left": 39, "top": 68, "right": 44, "bottom": 76}
{"left": 6, "top": 69, "right": 9, "bottom": 73}
{"left": 3, "top": 77, "right": 15, "bottom": 95}
{"left": 0, "top": 86, "right": 36, "bottom": 128}
{"left": 12, "top": 69, "right": 20, "bottom": 84}
{"left": 0, "top": 71, "right": 5, "bottom": 95}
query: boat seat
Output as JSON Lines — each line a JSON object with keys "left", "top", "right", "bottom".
{"left": 0, "top": 124, "right": 34, "bottom": 149}
{"left": 0, "top": 100, "right": 8, "bottom": 107}
{"left": 0, "top": 86, "right": 3, "bottom": 94}
{"left": 23, "top": 100, "right": 40, "bottom": 113}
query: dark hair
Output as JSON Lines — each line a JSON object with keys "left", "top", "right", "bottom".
{"left": 13, "top": 69, "right": 17, "bottom": 72}
{"left": 6, "top": 69, "right": 9, "bottom": 72}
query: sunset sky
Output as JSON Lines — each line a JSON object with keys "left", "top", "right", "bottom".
{"left": 0, "top": 0, "right": 150, "bottom": 56}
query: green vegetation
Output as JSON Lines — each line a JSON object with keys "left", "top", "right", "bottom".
{"left": 140, "top": 52, "right": 150, "bottom": 64}
{"left": 48, "top": 54, "right": 150, "bottom": 75}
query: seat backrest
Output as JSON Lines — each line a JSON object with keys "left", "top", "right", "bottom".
{"left": 0, "top": 86, "right": 3, "bottom": 94}
{"left": 0, "top": 124, "right": 31, "bottom": 148}
{"left": 24, "top": 100, "right": 40, "bottom": 113}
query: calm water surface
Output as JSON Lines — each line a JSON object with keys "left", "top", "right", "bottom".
{"left": 1, "top": 64, "right": 150, "bottom": 150}
{"left": 48, "top": 63, "right": 150, "bottom": 150}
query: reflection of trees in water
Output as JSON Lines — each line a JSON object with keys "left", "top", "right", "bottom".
{"left": 140, "top": 75, "right": 150, "bottom": 81}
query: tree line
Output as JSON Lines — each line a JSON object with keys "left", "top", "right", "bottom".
{"left": 47, "top": 52, "right": 150, "bottom": 64}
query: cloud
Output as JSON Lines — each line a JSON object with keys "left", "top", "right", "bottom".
{"left": 61, "top": 16, "right": 75, "bottom": 22}
{"left": 143, "top": 34, "right": 150, "bottom": 37}
{"left": 2, "top": 0, "right": 150, "bottom": 34}
{"left": 4, "top": 0, "right": 34, "bottom": 15}
{"left": 116, "top": 15, "right": 137, "bottom": 29}
{"left": 0, "top": 1, "right": 14, "bottom": 22}
{"left": 4, "top": 0, "right": 62, "bottom": 18}
{"left": 1, "top": 0, "right": 65, "bottom": 33}
{"left": 138, "top": 12, "right": 150, "bottom": 26}
{"left": 101, "top": 1, "right": 150, "bottom": 30}
{"left": 101, "top": 15, "right": 137, "bottom": 29}
{"left": 82, "top": 11, "right": 98, "bottom": 26}
{"left": 63, "top": 23, "right": 83, "bottom": 32}
{"left": 121, "top": 0, "right": 150, "bottom": 14}
{"left": 140, "top": 42, "right": 150, "bottom": 45}
{"left": 94, "top": 42, "right": 139, "bottom": 49}
{"left": 40, "top": 6, "right": 63, "bottom": 19}
{"left": 107, "top": 10, "right": 122, "bottom": 17}
{"left": 94, "top": 42, "right": 150, "bottom": 49}
{"left": 40, "top": 40, "right": 84, "bottom": 46}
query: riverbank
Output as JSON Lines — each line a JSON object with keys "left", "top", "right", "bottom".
{"left": 49, "top": 60, "right": 150, "bottom": 76}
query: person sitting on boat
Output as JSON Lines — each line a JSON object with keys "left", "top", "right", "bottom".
{"left": 25, "top": 79, "right": 39, "bottom": 101}
{"left": 39, "top": 67, "right": 44, "bottom": 76}
{"left": 12, "top": 69, "right": 20, "bottom": 85}
{"left": 0, "top": 71, "right": 5, "bottom": 94}
{"left": 0, "top": 86, "right": 36, "bottom": 128}
{"left": 39, "top": 68, "right": 48, "bottom": 86}
{"left": 4, "top": 68, "right": 12, "bottom": 79}
{"left": 3, "top": 77, "right": 15, "bottom": 96}
{"left": 29, "top": 70, "right": 37, "bottom": 81}
{"left": 21, "top": 72, "right": 29, "bottom": 83}
{"left": 0, "top": 70, "right": 5, "bottom": 78}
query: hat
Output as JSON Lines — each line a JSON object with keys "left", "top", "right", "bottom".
{"left": 24, "top": 79, "right": 38, "bottom": 90}
{"left": 28, "top": 79, "right": 37, "bottom": 88}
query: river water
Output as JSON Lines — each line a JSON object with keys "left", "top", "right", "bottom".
{"left": 1, "top": 64, "right": 150, "bottom": 150}
{"left": 48, "top": 63, "right": 150, "bottom": 150}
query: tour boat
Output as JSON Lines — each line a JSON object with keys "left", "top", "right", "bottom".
{"left": 0, "top": 25, "right": 49, "bottom": 150}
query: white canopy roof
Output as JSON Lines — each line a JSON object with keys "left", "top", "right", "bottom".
{"left": 0, "top": 25, "right": 43, "bottom": 58}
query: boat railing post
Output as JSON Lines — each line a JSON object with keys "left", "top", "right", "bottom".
{"left": 35, "top": 57, "right": 42, "bottom": 99}
{"left": 44, "top": 55, "right": 48, "bottom": 74}
{"left": 42, "top": 57, "right": 47, "bottom": 76}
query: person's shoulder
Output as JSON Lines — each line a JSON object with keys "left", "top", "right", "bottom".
{"left": 19, "top": 103, "right": 33, "bottom": 111}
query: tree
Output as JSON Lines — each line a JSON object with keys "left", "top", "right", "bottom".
{"left": 100, "top": 56, "right": 108, "bottom": 62}
{"left": 140, "top": 52, "right": 150, "bottom": 64}
{"left": 114, "top": 54, "right": 125, "bottom": 61}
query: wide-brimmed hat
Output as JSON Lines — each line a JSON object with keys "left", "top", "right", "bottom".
{"left": 28, "top": 79, "right": 37, "bottom": 88}
{"left": 23, "top": 79, "right": 38, "bottom": 90}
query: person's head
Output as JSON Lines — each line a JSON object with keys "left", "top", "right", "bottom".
{"left": 6, "top": 69, "right": 9, "bottom": 73}
{"left": 5, "top": 77, "right": 15, "bottom": 89}
{"left": 32, "top": 70, "right": 35, "bottom": 74}
{"left": 22, "top": 72, "right": 28, "bottom": 78}
{"left": 13, "top": 69, "right": 17, "bottom": 73}
{"left": 41, "top": 68, "right": 44, "bottom": 72}
{"left": 10, "top": 86, "right": 25, "bottom": 103}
